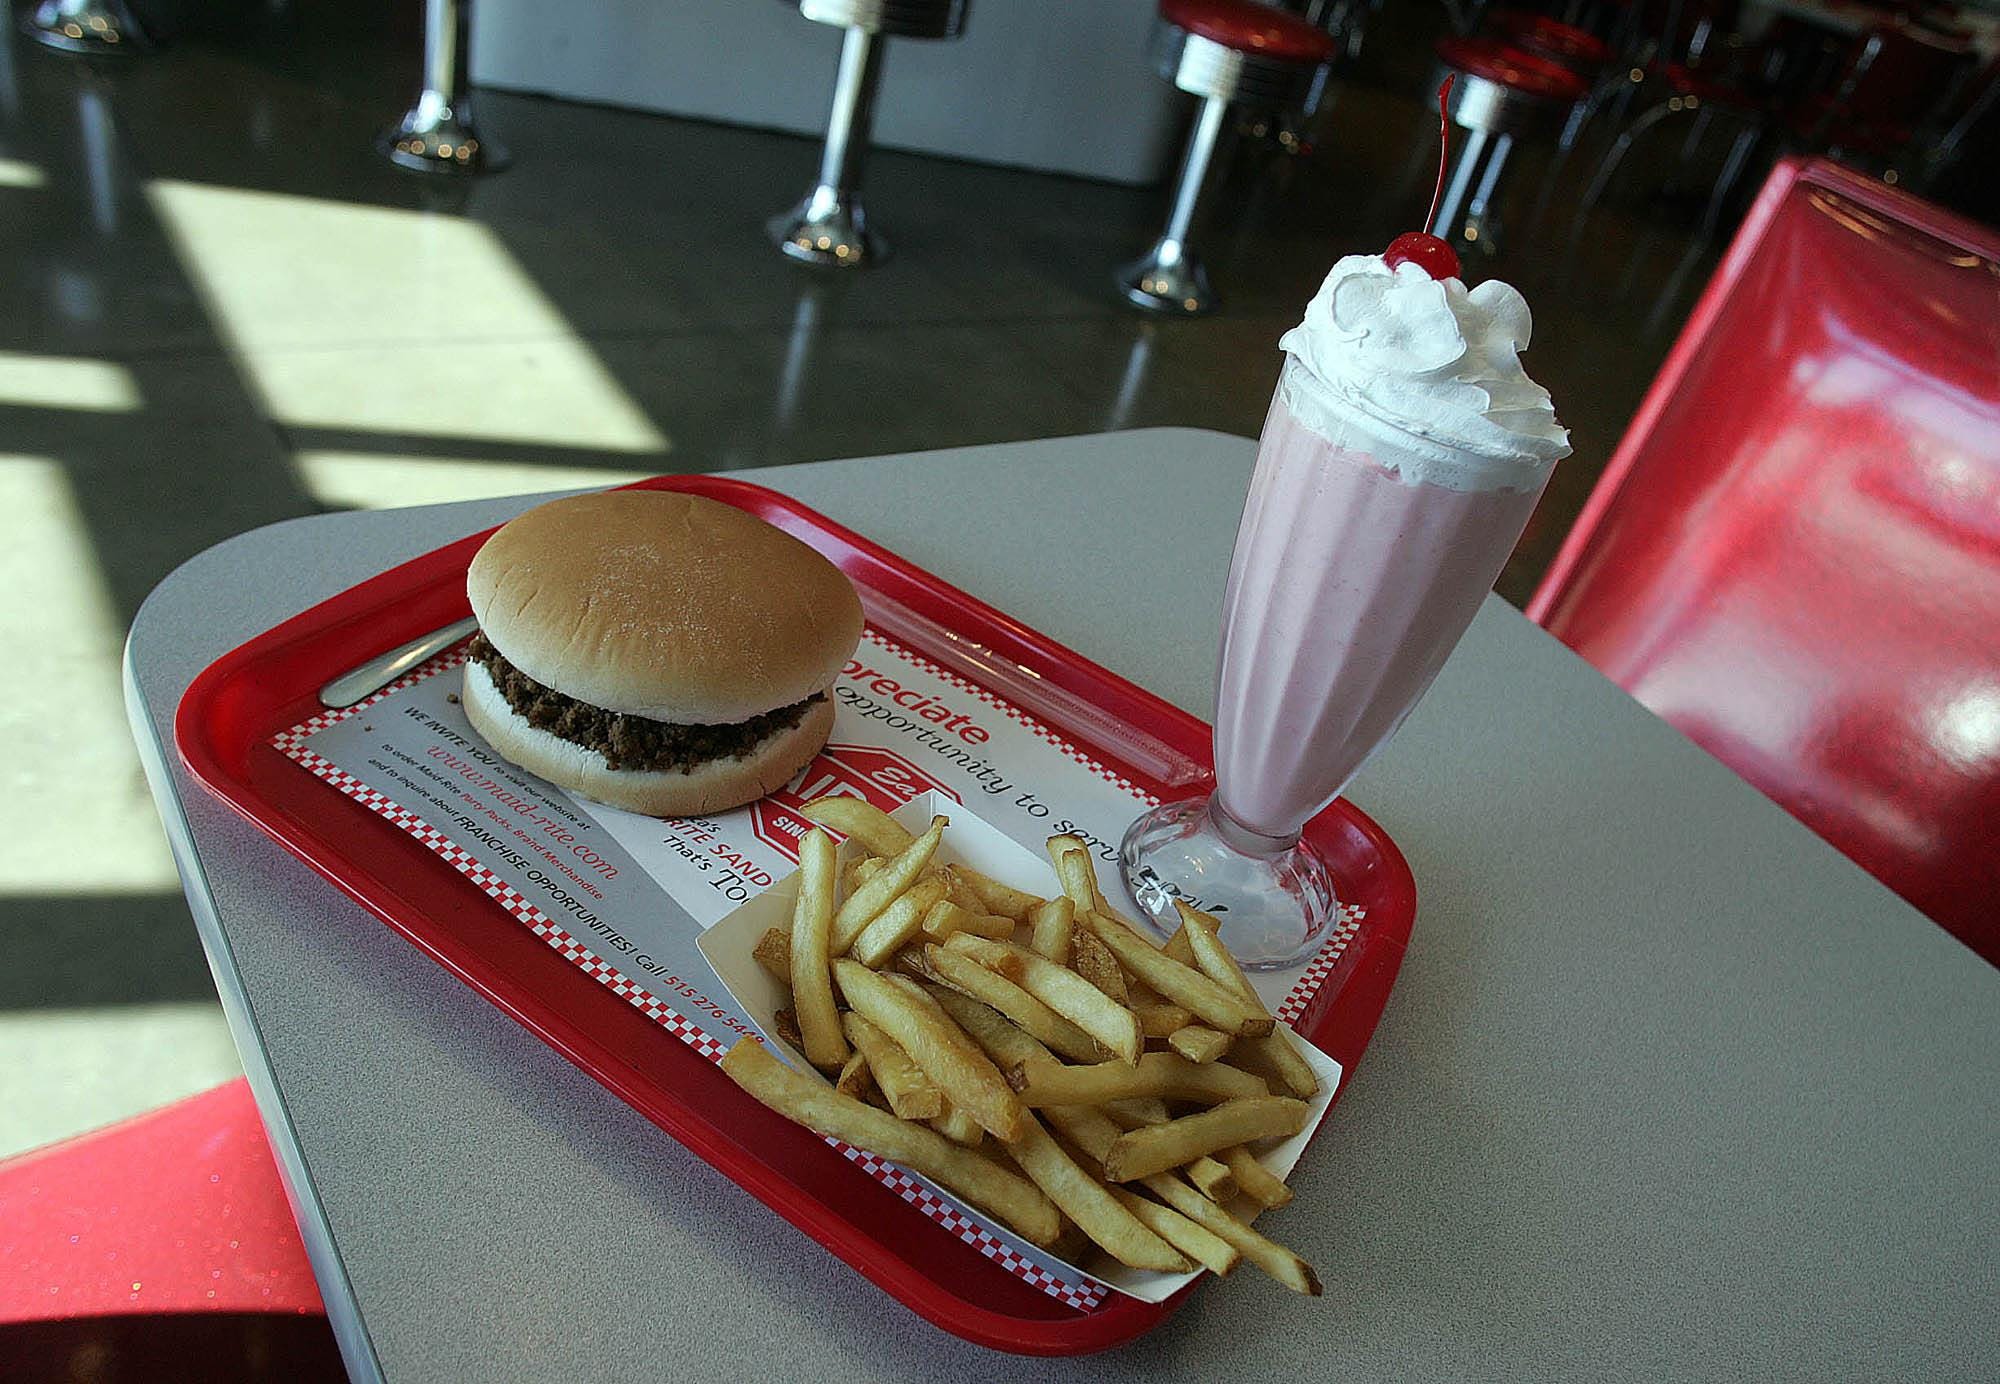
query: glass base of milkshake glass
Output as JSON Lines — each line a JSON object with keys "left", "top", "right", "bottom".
{"left": 1120, "top": 796, "right": 1339, "bottom": 969}
{"left": 1121, "top": 349, "right": 1559, "bottom": 970}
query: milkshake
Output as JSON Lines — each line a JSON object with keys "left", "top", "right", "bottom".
{"left": 1122, "top": 253, "right": 1569, "bottom": 966}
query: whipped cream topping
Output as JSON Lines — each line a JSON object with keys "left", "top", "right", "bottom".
{"left": 1277, "top": 255, "right": 1570, "bottom": 489}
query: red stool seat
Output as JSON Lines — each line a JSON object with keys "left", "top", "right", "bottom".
{"left": 1436, "top": 36, "right": 1591, "bottom": 102}
{"left": 1160, "top": 0, "right": 1339, "bottom": 64}
{"left": 1488, "top": 11, "right": 1613, "bottom": 69}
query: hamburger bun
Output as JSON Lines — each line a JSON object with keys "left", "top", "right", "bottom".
{"left": 462, "top": 489, "right": 862, "bottom": 815}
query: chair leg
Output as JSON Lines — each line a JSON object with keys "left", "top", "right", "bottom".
{"left": 1117, "top": 94, "right": 1232, "bottom": 315}
{"left": 1570, "top": 99, "right": 1682, "bottom": 243}
{"left": 770, "top": 26, "right": 889, "bottom": 267}
{"left": 379, "top": 0, "right": 507, "bottom": 174}
{"left": 1697, "top": 121, "right": 1761, "bottom": 239}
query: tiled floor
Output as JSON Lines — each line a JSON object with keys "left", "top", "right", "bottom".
{"left": 3, "top": 1, "right": 1728, "bottom": 1155}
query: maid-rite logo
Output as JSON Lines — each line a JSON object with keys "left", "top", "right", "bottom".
{"left": 750, "top": 743, "right": 961, "bottom": 863}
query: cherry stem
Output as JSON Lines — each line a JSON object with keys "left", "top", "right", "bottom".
{"left": 1423, "top": 76, "right": 1457, "bottom": 235}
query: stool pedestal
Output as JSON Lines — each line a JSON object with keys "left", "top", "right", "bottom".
{"left": 1117, "top": 94, "right": 1230, "bottom": 315}
{"left": 1116, "top": 6, "right": 1336, "bottom": 315}
{"left": 769, "top": 26, "right": 888, "bottom": 268}
{"left": 379, "top": 0, "right": 508, "bottom": 175}
{"left": 21, "top": 0, "right": 148, "bottom": 54}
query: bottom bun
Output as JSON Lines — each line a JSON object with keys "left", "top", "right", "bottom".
{"left": 462, "top": 660, "right": 832, "bottom": 817}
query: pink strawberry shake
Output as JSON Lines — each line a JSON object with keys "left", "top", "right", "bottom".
{"left": 1211, "top": 256, "right": 1570, "bottom": 840}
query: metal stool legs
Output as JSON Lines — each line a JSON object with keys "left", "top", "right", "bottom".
{"left": 22, "top": 0, "right": 149, "bottom": 54}
{"left": 1116, "top": 94, "right": 1229, "bottom": 316}
{"left": 770, "top": 27, "right": 888, "bottom": 268}
{"left": 379, "top": 0, "right": 508, "bottom": 175}
{"left": 1427, "top": 126, "right": 1490, "bottom": 242}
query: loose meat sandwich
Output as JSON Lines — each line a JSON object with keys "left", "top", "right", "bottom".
{"left": 462, "top": 489, "right": 863, "bottom": 816}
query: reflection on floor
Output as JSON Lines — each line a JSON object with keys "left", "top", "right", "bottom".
{"left": 1, "top": 0, "right": 1722, "bottom": 1155}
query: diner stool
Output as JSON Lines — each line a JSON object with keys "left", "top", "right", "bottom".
{"left": 1430, "top": 37, "right": 1588, "bottom": 252}
{"left": 379, "top": 0, "right": 508, "bottom": 175}
{"left": 769, "top": 0, "right": 969, "bottom": 269}
{"left": 21, "top": 0, "right": 148, "bottom": 53}
{"left": 1117, "top": 0, "right": 1338, "bottom": 315}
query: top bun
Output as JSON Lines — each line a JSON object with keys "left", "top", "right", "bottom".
{"left": 467, "top": 490, "right": 864, "bottom": 725}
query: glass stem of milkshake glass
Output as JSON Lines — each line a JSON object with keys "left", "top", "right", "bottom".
{"left": 1120, "top": 353, "right": 1560, "bottom": 968}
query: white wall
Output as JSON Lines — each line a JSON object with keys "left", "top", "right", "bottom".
{"left": 471, "top": 1, "right": 1184, "bottom": 185}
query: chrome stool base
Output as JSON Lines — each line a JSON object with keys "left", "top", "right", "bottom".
{"left": 378, "top": 105, "right": 508, "bottom": 175}
{"left": 769, "top": 187, "right": 885, "bottom": 268}
{"left": 380, "top": 0, "right": 505, "bottom": 176}
{"left": 22, "top": 0, "right": 148, "bottom": 53}
{"left": 1116, "top": 239, "right": 1215, "bottom": 317}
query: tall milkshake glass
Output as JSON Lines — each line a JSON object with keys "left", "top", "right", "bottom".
{"left": 1121, "top": 255, "right": 1570, "bottom": 967}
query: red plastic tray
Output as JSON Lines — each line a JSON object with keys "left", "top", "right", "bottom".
{"left": 176, "top": 475, "right": 1416, "bottom": 1355}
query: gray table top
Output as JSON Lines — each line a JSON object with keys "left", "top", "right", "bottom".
{"left": 126, "top": 429, "right": 1999, "bottom": 1383}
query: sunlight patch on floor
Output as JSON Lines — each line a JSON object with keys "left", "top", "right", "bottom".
{"left": 0, "top": 351, "right": 140, "bottom": 412}
{"left": 145, "top": 180, "right": 669, "bottom": 453}
{"left": 0, "top": 455, "right": 178, "bottom": 893}
{"left": 299, "top": 450, "right": 660, "bottom": 510}
{"left": 0, "top": 1003, "right": 241, "bottom": 1159}
{"left": 0, "top": 156, "right": 46, "bottom": 188}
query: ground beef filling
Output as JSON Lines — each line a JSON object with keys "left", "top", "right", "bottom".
{"left": 468, "top": 634, "right": 820, "bottom": 774}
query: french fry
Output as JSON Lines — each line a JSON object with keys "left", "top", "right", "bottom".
{"left": 849, "top": 875, "right": 948, "bottom": 968}
{"left": 1075, "top": 908, "right": 1272, "bottom": 1038}
{"left": 1046, "top": 836, "right": 1100, "bottom": 917}
{"left": 942, "top": 935, "right": 1142, "bottom": 1065}
{"left": 1038, "top": 1103, "right": 1124, "bottom": 1164}
{"left": 1069, "top": 927, "right": 1127, "bottom": 1004}
{"left": 843, "top": 855, "right": 885, "bottom": 895}
{"left": 1175, "top": 901, "right": 1318, "bottom": 1099}
{"left": 774, "top": 1008, "right": 804, "bottom": 1051}
{"left": 753, "top": 927, "right": 792, "bottom": 985}
{"left": 1107, "top": 1187, "right": 1240, "bottom": 1277}
{"left": 1105, "top": 1096, "right": 1170, "bottom": 1124}
{"left": 1027, "top": 895, "right": 1074, "bottom": 965}
{"left": 834, "top": 958, "right": 1024, "bottom": 1141}
{"left": 801, "top": 797, "right": 915, "bottom": 858}
{"left": 957, "top": 866, "right": 1041, "bottom": 922}
{"left": 789, "top": 830, "right": 848, "bottom": 1072}
{"left": 924, "top": 946, "right": 1100, "bottom": 1063}
{"left": 1218, "top": 1145, "right": 1294, "bottom": 1210}
{"left": 835, "top": 1051, "right": 874, "bottom": 1101}
{"left": 1101, "top": 1097, "right": 1310, "bottom": 1182}
{"left": 1163, "top": 923, "right": 1196, "bottom": 966}
{"left": 831, "top": 816, "right": 945, "bottom": 954}
{"left": 1003, "top": 1116, "right": 1188, "bottom": 1273}
{"left": 1182, "top": 1156, "right": 1238, "bottom": 1203}
{"left": 927, "top": 986, "right": 1052, "bottom": 1071}
{"left": 1007, "top": 1052, "right": 1268, "bottom": 1106}
{"left": 720, "top": 1041, "right": 1056, "bottom": 1246}
{"left": 1167, "top": 1025, "right": 1233, "bottom": 1064}
{"left": 939, "top": 866, "right": 990, "bottom": 918}
{"left": 921, "top": 898, "right": 1014, "bottom": 942}
{"left": 930, "top": 1102, "right": 985, "bottom": 1147}
{"left": 841, "top": 1011, "right": 943, "bottom": 1121}
{"left": 1132, "top": 995, "right": 1195, "bottom": 1039}
{"left": 1098, "top": 1103, "right": 1236, "bottom": 1200}
{"left": 1141, "top": 1173, "right": 1321, "bottom": 1296}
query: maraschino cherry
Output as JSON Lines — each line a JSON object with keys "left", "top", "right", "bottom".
{"left": 1383, "top": 76, "right": 1462, "bottom": 282}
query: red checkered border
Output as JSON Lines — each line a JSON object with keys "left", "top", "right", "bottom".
{"left": 273, "top": 623, "right": 1365, "bottom": 1315}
